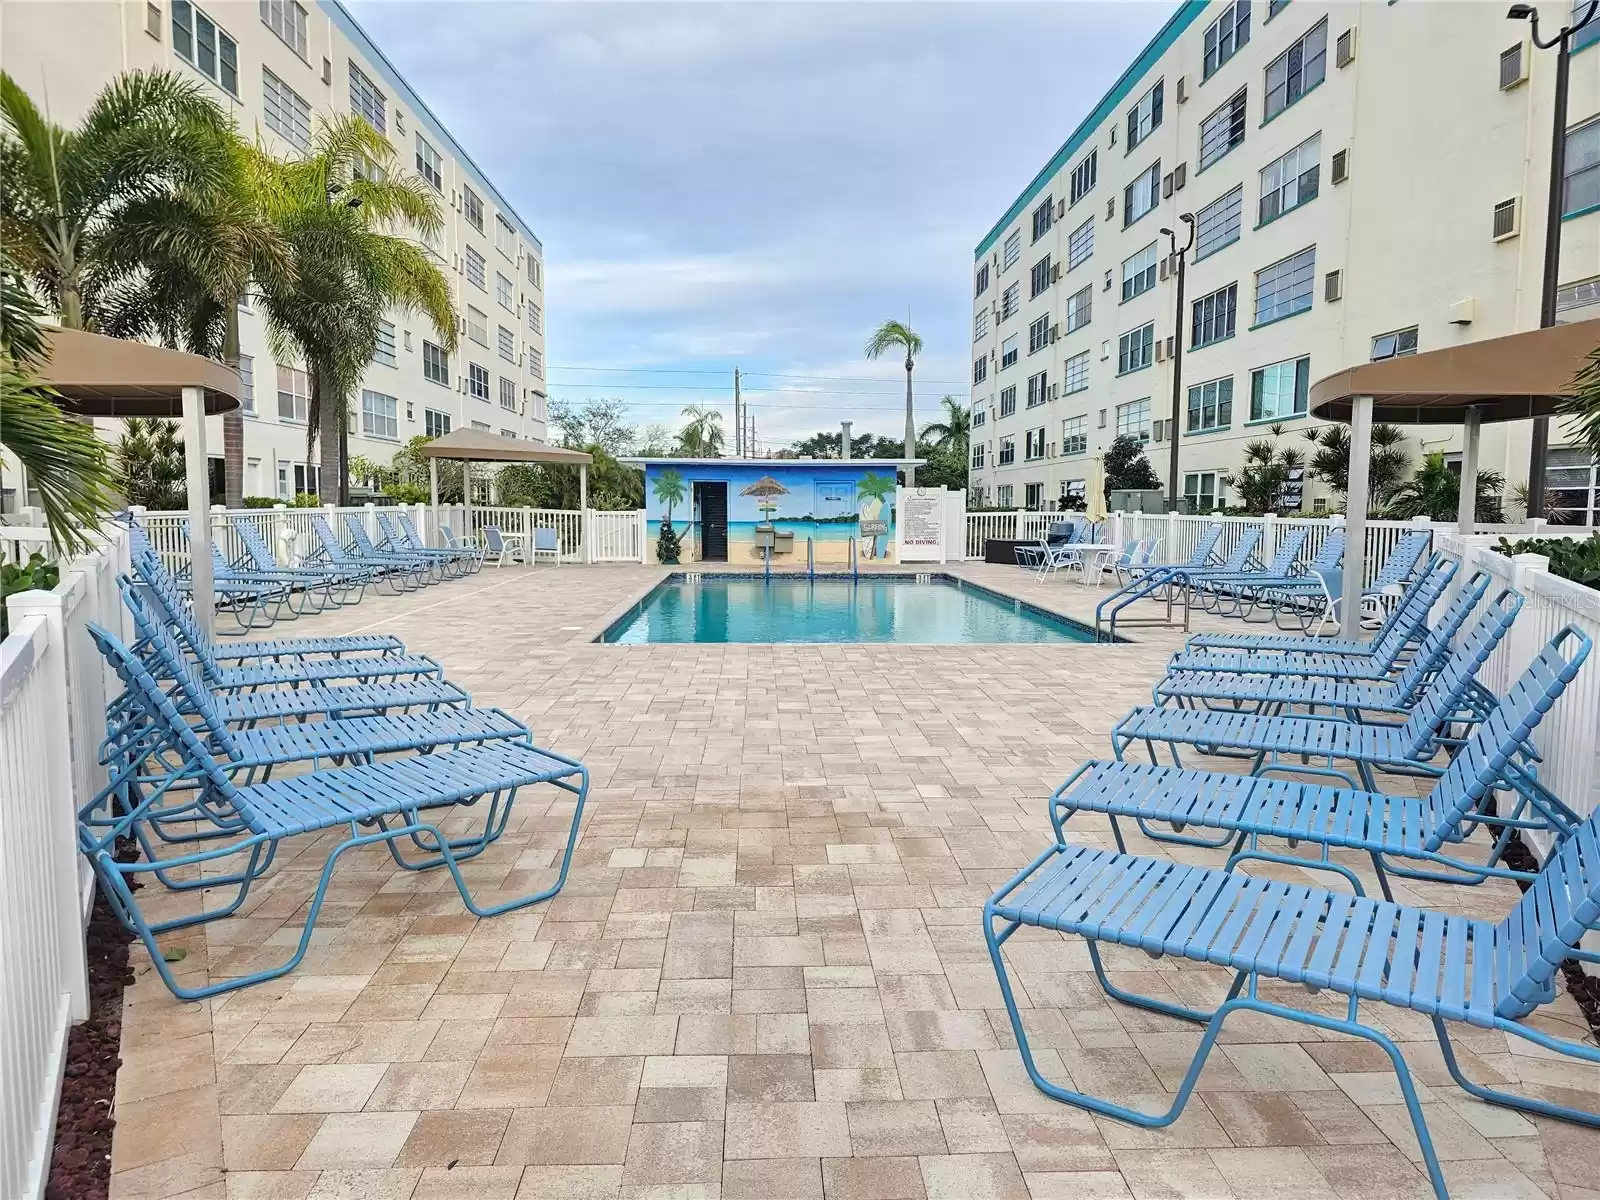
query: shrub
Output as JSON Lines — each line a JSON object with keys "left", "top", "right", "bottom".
{"left": 1, "top": 552, "right": 60, "bottom": 638}
{"left": 1495, "top": 535, "right": 1600, "bottom": 589}
{"left": 240, "top": 496, "right": 279, "bottom": 509}
{"left": 384, "top": 483, "right": 430, "bottom": 504}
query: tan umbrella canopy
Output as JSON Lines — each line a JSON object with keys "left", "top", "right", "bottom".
{"left": 416, "top": 428, "right": 594, "bottom": 534}
{"left": 37, "top": 326, "right": 242, "bottom": 639}
{"left": 1309, "top": 318, "right": 1600, "bottom": 637}
{"left": 738, "top": 475, "right": 790, "bottom": 498}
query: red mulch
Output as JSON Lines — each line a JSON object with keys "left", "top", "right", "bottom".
{"left": 1501, "top": 834, "right": 1600, "bottom": 1038}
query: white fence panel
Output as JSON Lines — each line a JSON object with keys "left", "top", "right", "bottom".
{"left": 589, "top": 510, "right": 645, "bottom": 562}
{"left": 531, "top": 510, "right": 585, "bottom": 562}
{"left": 964, "top": 512, "right": 1018, "bottom": 560}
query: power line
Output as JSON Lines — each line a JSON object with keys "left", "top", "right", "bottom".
{"left": 547, "top": 382, "right": 956, "bottom": 396}
{"left": 547, "top": 364, "right": 968, "bottom": 387}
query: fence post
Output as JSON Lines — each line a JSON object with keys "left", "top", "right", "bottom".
{"left": 271, "top": 502, "right": 290, "bottom": 566}
{"left": 3, "top": 590, "right": 90, "bottom": 1020}
{"left": 1109, "top": 510, "right": 1124, "bottom": 549}
{"left": 1506, "top": 552, "right": 1552, "bottom": 673}
{"left": 582, "top": 509, "right": 594, "bottom": 565}
{"left": 1526, "top": 517, "right": 1549, "bottom": 539}
{"left": 364, "top": 502, "right": 378, "bottom": 541}
{"left": 1260, "top": 512, "right": 1277, "bottom": 564}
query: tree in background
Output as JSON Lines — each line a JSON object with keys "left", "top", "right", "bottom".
{"left": 388, "top": 435, "right": 463, "bottom": 501}
{"left": 547, "top": 397, "right": 636, "bottom": 455}
{"left": 496, "top": 445, "right": 642, "bottom": 511}
{"left": 1302, "top": 422, "right": 1410, "bottom": 513}
{"left": 916, "top": 395, "right": 971, "bottom": 491}
{"left": 1223, "top": 427, "right": 1305, "bottom": 515}
{"left": 652, "top": 468, "right": 686, "bottom": 564}
{"left": 1385, "top": 452, "right": 1505, "bottom": 523}
{"left": 114, "top": 417, "right": 186, "bottom": 509}
{"left": 1102, "top": 434, "right": 1161, "bottom": 496}
{"left": 677, "top": 404, "right": 725, "bottom": 456}
{"left": 635, "top": 422, "right": 676, "bottom": 456}
{"left": 864, "top": 319, "right": 923, "bottom": 484}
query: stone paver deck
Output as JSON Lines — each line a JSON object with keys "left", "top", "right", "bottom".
{"left": 109, "top": 563, "right": 1599, "bottom": 1200}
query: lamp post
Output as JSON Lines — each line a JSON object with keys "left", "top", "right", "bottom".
{"left": 1508, "top": 0, "right": 1598, "bottom": 518}
{"left": 1159, "top": 214, "right": 1196, "bottom": 511}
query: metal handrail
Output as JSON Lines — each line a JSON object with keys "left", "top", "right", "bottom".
{"left": 1094, "top": 568, "right": 1192, "bottom": 641}
{"left": 807, "top": 536, "right": 814, "bottom": 578}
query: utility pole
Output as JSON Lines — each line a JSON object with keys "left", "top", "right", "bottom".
{"left": 1509, "top": 1, "right": 1598, "bottom": 518}
{"left": 1160, "top": 214, "right": 1196, "bottom": 512}
{"left": 733, "top": 367, "right": 742, "bottom": 457}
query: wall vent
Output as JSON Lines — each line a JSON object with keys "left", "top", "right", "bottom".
{"left": 1492, "top": 197, "right": 1520, "bottom": 241}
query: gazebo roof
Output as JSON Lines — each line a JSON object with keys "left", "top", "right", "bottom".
{"left": 418, "top": 428, "right": 593, "bottom": 464}
{"left": 39, "top": 326, "right": 241, "bottom": 416}
{"left": 1309, "top": 317, "right": 1600, "bottom": 425}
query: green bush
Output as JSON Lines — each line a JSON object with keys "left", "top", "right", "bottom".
{"left": 384, "top": 482, "right": 430, "bottom": 504}
{"left": 290, "top": 492, "right": 320, "bottom": 509}
{"left": 241, "top": 496, "right": 280, "bottom": 509}
{"left": 1, "top": 552, "right": 60, "bottom": 639}
{"left": 1495, "top": 535, "right": 1600, "bottom": 589}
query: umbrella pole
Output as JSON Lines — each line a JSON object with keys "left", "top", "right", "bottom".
{"left": 183, "top": 384, "right": 215, "bottom": 641}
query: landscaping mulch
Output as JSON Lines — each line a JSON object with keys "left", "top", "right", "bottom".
{"left": 45, "top": 844, "right": 136, "bottom": 1200}
{"left": 1501, "top": 834, "right": 1600, "bottom": 1041}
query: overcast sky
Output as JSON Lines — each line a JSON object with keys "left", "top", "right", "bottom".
{"left": 347, "top": 1, "right": 1172, "bottom": 451}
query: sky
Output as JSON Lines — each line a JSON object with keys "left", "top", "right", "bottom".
{"left": 347, "top": 1, "right": 1174, "bottom": 453}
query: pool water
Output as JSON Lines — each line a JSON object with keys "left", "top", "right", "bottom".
{"left": 601, "top": 574, "right": 1099, "bottom": 644}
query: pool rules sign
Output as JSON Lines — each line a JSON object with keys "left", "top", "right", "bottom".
{"left": 897, "top": 487, "right": 948, "bottom": 564}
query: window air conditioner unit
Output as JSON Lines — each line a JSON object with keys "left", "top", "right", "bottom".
{"left": 1106, "top": 196, "right": 1116, "bottom": 221}
{"left": 1051, "top": 263, "right": 1062, "bottom": 282}
{"left": 1173, "top": 162, "right": 1187, "bottom": 191}
{"left": 1176, "top": 75, "right": 1188, "bottom": 104}
{"left": 322, "top": 57, "right": 332, "bottom": 84}
{"left": 1103, "top": 268, "right": 1113, "bottom": 291}
{"left": 1050, "top": 383, "right": 1059, "bottom": 400}
{"left": 1109, "top": 125, "right": 1118, "bottom": 146}
{"left": 1098, "top": 409, "right": 1107, "bottom": 428}
{"left": 1163, "top": 172, "right": 1174, "bottom": 199}
{"left": 1159, "top": 257, "right": 1171, "bottom": 281}
{"left": 1050, "top": 324, "right": 1060, "bottom": 341}
{"left": 1493, "top": 197, "right": 1520, "bottom": 240}
{"left": 1155, "top": 340, "right": 1166, "bottom": 363}
{"left": 1331, "top": 149, "right": 1349, "bottom": 184}
{"left": 1325, "top": 269, "right": 1343, "bottom": 302}
{"left": 1165, "top": 335, "right": 1176, "bottom": 358}
{"left": 1056, "top": 198, "right": 1067, "bottom": 219}
{"left": 1335, "top": 27, "right": 1356, "bottom": 67}
{"left": 1500, "top": 42, "right": 1529, "bottom": 89}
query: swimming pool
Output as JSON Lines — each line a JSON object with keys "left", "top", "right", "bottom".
{"left": 600, "top": 574, "right": 1101, "bottom": 644}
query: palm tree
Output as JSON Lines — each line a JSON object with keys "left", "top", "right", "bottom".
{"left": 1385, "top": 452, "right": 1505, "bottom": 522}
{"left": 1223, "top": 428, "right": 1305, "bottom": 515}
{"left": 919, "top": 394, "right": 970, "bottom": 449}
{"left": 0, "top": 69, "right": 232, "bottom": 331}
{"left": 1302, "top": 423, "right": 1410, "bottom": 513}
{"left": 864, "top": 320, "right": 923, "bottom": 484}
{"left": 113, "top": 417, "right": 187, "bottom": 509}
{"left": 677, "top": 404, "right": 724, "bottom": 457}
{"left": 251, "top": 115, "right": 457, "bottom": 503}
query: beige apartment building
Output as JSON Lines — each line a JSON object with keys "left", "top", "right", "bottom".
{"left": 968, "top": 0, "right": 1600, "bottom": 520}
{"left": 2, "top": 0, "right": 548, "bottom": 501}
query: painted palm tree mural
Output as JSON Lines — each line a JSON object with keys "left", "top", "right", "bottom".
{"left": 739, "top": 474, "right": 790, "bottom": 524}
{"left": 856, "top": 471, "right": 896, "bottom": 559}
{"left": 653, "top": 468, "right": 686, "bottom": 563}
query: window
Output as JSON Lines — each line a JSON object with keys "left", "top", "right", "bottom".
{"left": 361, "top": 390, "right": 399, "bottom": 439}
{"left": 425, "top": 408, "right": 452, "bottom": 438}
{"left": 1026, "top": 371, "right": 1048, "bottom": 407}
{"left": 1371, "top": 326, "right": 1419, "bottom": 360}
{"left": 996, "top": 484, "right": 1014, "bottom": 507}
{"left": 1031, "top": 256, "right": 1052, "bottom": 299}
{"left": 1117, "top": 323, "right": 1155, "bottom": 374}
{"left": 172, "top": 1, "right": 237, "bottom": 95}
{"left": 1191, "top": 283, "right": 1238, "bottom": 348}
{"left": 1121, "top": 242, "right": 1159, "bottom": 302}
{"left": 973, "top": 356, "right": 988, "bottom": 384}
{"left": 1259, "top": 134, "right": 1321, "bottom": 224}
{"left": 1022, "top": 482, "right": 1044, "bottom": 510}
{"left": 373, "top": 320, "right": 396, "bottom": 367}
{"left": 1024, "top": 429, "right": 1046, "bottom": 461}
{"left": 1116, "top": 397, "right": 1152, "bottom": 442}
{"left": 528, "top": 348, "right": 543, "bottom": 378}
{"left": 1576, "top": 0, "right": 1600, "bottom": 52}
{"left": 1184, "top": 471, "right": 1221, "bottom": 514}
{"left": 1062, "top": 416, "right": 1088, "bottom": 455}
{"left": 1063, "top": 351, "right": 1090, "bottom": 395}
{"left": 260, "top": 0, "right": 307, "bottom": 57}
{"left": 1265, "top": 19, "right": 1327, "bottom": 121}
{"left": 463, "top": 186, "right": 484, "bottom": 233}
{"left": 1127, "top": 81, "right": 1164, "bottom": 150}
{"left": 495, "top": 274, "right": 516, "bottom": 312}
{"left": 973, "top": 405, "right": 987, "bottom": 428}
{"left": 495, "top": 214, "right": 517, "bottom": 260}
{"left": 411, "top": 134, "right": 443, "bottom": 192}
{"left": 999, "top": 386, "right": 1018, "bottom": 417}
{"left": 276, "top": 364, "right": 309, "bottom": 422}
{"left": 975, "top": 262, "right": 990, "bottom": 297}
{"left": 998, "top": 437, "right": 1017, "bottom": 465}
{"left": 527, "top": 255, "right": 542, "bottom": 289}
{"left": 1028, "top": 315, "right": 1051, "bottom": 355}
{"left": 467, "top": 362, "right": 490, "bottom": 401}
{"left": 1199, "top": 89, "right": 1247, "bottom": 171}
{"left": 1032, "top": 196, "right": 1054, "bottom": 241}
{"left": 974, "top": 309, "right": 989, "bottom": 340}
{"left": 500, "top": 377, "right": 517, "bottom": 410}
{"left": 348, "top": 61, "right": 386, "bottom": 133}
{"left": 498, "top": 325, "right": 515, "bottom": 362}
{"left": 465, "top": 246, "right": 486, "bottom": 290}
{"left": 1124, "top": 161, "right": 1160, "bottom": 226}
{"left": 1564, "top": 117, "right": 1600, "bottom": 217}
{"left": 1195, "top": 185, "right": 1244, "bottom": 261}
{"left": 1253, "top": 246, "right": 1316, "bottom": 324}
{"left": 467, "top": 305, "right": 488, "bottom": 346}
{"left": 1071, "top": 150, "right": 1098, "bottom": 206}
{"left": 1548, "top": 446, "right": 1600, "bottom": 524}
{"left": 422, "top": 340, "right": 449, "bottom": 386}
{"left": 278, "top": 462, "right": 320, "bottom": 500}
{"left": 1067, "top": 218, "right": 1094, "bottom": 270}
{"left": 971, "top": 442, "right": 985, "bottom": 469}
{"left": 1001, "top": 282, "right": 1020, "bottom": 320}
{"left": 1000, "top": 335, "right": 1019, "bottom": 370}
{"left": 1066, "top": 285, "right": 1093, "bottom": 332}
{"left": 262, "top": 69, "right": 311, "bottom": 151}
{"left": 1204, "top": 0, "right": 1251, "bottom": 78}
{"left": 528, "top": 303, "right": 542, "bottom": 335}
{"left": 238, "top": 355, "right": 254, "bottom": 413}
{"left": 1250, "top": 355, "right": 1310, "bottom": 420}
{"left": 471, "top": 421, "right": 490, "bottom": 432}
{"left": 1186, "top": 377, "right": 1233, "bottom": 433}
{"left": 1002, "top": 229, "right": 1022, "bottom": 270}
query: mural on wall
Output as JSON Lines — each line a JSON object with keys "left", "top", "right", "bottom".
{"left": 642, "top": 462, "right": 898, "bottom": 564}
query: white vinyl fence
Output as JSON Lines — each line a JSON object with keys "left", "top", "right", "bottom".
{"left": 1, "top": 523, "right": 131, "bottom": 1200}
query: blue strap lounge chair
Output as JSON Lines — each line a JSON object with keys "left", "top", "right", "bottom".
{"left": 1112, "top": 585, "right": 1524, "bottom": 790}
{"left": 346, "top": 514, "right": 441, "bottom": 584}
{"left": 531, "top": 527, "right": 561, "bottom": 565}
{"left": 1055, "top": 624, "right": 1589, "bottom": 893}
{"left": 306, "top": 515, "right": 421, "bottom": 594}
{"left": 984, "top": 806, "right": 1600, "bottom": 1200}
{"left": 1188, "top": 528, "right": 1311, "bottom": 614}
{"left": 1253, "top": 528, "right": 1430, "bottom": 632}
{"left": 232, "top": 517, "right": 367, "bottom": 605}
{"left": 377, "top": 510, "right": 465, "bottom": 579}
{"left": 1218, "top": 527, "right": 1345, "bottom": 629}
{"left": 82, "top": 623, "right": 589, "bottom": 1001}
{"left": 439, "top": 524, "right": 485, "bottom": 572}
{"left": 402, "top": 512, "right": 481, "bottom": 575}
{"left": 207, "top": 540, "right": 329, "bottom": 620}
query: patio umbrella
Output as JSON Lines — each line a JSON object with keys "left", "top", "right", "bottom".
{"left": 1084, "top": 456, "right": 1108, "bottom": 527}
{"left": 739, "top": 475, "right": 790, "bottom": 520}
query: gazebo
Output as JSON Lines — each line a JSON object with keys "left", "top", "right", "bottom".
{"left": 1310, "top": 317, "right": 1600, "bottom": 637}
{"left": 417, "top": 428, "right": 592, "bottom": 544}
{"left": 37, "top": 326, "right": 242, "bottom": 638}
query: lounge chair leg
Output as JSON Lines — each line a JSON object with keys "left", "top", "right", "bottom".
{"left": 1224, "top": 846, "right": 1369, "bottom": 897}
{"left": 1433, "top": 1015, "right": 1600, "bottom": 1129}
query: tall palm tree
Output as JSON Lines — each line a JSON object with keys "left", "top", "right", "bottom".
{"left": 251, "top": 115, "right": 456, "bottom": 501}
{"left": 864, "top": 319, "right": 923, "bottom": 485}
{"left": 677, "top": 404, "right": 724, "bottom": 457}
{"left": 919, "top": 394, "right": 970, "bottom": 449}
{"left": 653, "top": 467, "right": 686, "bottom": 524}
{"left": 0, "top": 69, "right": 231, "bottom": 331}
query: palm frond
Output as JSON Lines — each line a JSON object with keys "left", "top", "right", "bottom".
{"left": 1, "top": 372, "right": 115, "bottom": 552}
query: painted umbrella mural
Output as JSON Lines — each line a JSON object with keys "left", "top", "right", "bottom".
{"left": 739, "top": 474, "right": 790, "bottom": 521}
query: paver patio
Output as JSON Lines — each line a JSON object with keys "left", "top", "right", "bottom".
{"left": 107, "top": 563, "right": 1599, "bottom": 1200}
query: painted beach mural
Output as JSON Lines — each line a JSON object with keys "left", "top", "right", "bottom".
{"left": 639, "top": 460, "right": 900, "bottom": 565}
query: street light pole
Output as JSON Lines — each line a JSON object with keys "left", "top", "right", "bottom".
{"left": 1509, "top": 0, "right": 1598, "bottom": 518}
{"left": 1160, "top": 214, "right": 1196, "bottom": 511}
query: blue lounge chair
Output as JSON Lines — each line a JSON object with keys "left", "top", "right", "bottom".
{"left": 1188, "top": 528, "right": 1311, "bottom": 615}
{"left": 306, "top": 515, "right": 420, "bottom": 594}
{"left": 439, "top": 524, "right": 485, "bottom": 573}
{"left": 482, "top": 525, "right": 526, "bottom": 567}
{"left": 232, "top": 517, "right": 367, "bottom": 605}
{"left": 1225, "top": 527, "right": 1345, "bottom": 629}
{"left": 1112, "top": 585, "right": 1524, "bottom": 790}
{"left": 377, "top": 510, "right": 467, "bottom": 579}
{"left": 1135, "top": 524, "right": 1223, "bottom": 582}
{"left": 346, "top": 514, "right": 442, "bottom": 584}
{"left": 984, "top": 806, "right": 1600, "bottom": 1200}
{"left": 403, "top": 512, "right": 482, "bottom": 575}
{"left": 207, "top": 540, "right": 330, "bottom": 619}
{"left": 1256, "top": 528, "right": 1430, "bottom": 632}
{"left": 83, "top": 623, "right": 589, "bottom": 1000}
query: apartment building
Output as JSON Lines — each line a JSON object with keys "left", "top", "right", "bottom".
{"left": 968, "top": 0, "right": 1600, "bottom": 519}
{"left": 2, "top": 0, "right": 548, "bottom": 501}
